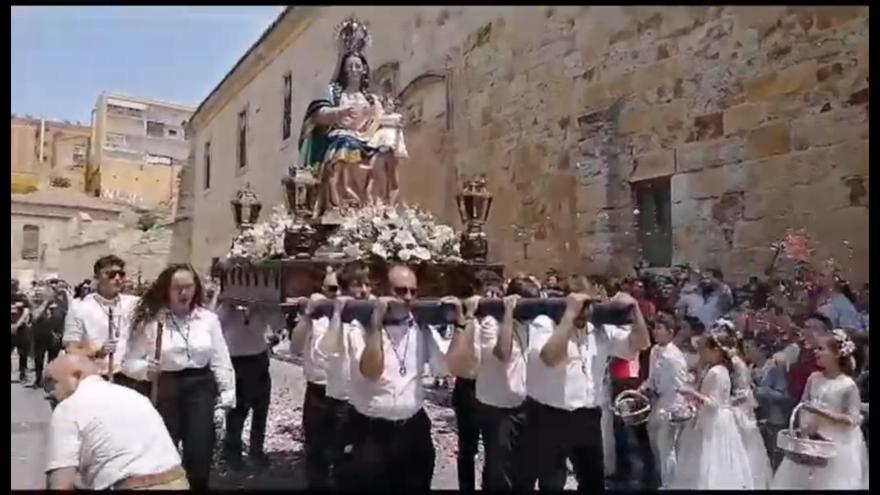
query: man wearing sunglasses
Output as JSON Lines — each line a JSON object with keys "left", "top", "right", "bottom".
{"left": 62, "top": 255, "right": 142, "bottom": 392}
{"left": 345, "top": 264, "right": 449, "bottom": 490}
{"left": 289, "top": 268, "right": 339, "bottom": 488}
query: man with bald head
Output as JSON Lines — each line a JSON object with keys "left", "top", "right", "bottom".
{"left": 345, "top": 264, "right": 449, "bottom": 490}
{"left": 43, "top": 354, "right": 188, "bottom": 490}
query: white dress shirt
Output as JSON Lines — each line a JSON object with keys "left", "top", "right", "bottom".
{"left": 121, "top": 307, "right": 236, "bottom": 408}
{"left": 321, "top": 320, "right": 362, "bottom": 401}
{"left": 217, "top": 304, "right": 272, "bottom": 358}
{"left": 348, "top": 318, "right": 447, "bottom": 421}
{"left": 46, "top": 375, "right": 182, "bottom": 489}
{"left": 476, "top": 315, "right": 528, "bottom": 409}
{"left": 302, "top": 316, "right": 330, "bottom": 385}
{"left": 62, "top": 293, "right": 139, "bottom": 374}
{"left": 526, "top": 315, "right": 637, "bottom": 411}
{"left": 645, "top": 342, "right": 689, "bottom": 412}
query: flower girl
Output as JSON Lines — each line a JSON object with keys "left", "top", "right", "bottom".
{"left": 669, "top": 330, "right": 754, "bottom": 489}
{"left": 771, "top": 329, "right": 869, "bottom": 490}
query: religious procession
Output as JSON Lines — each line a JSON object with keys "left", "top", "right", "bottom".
{"left": 11, "top": 6, "right": 869, "bottom": 492}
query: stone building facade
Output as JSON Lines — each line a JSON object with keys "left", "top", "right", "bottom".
{"left": 87, "top": 92, "right": 194, "bottom": 211}
{"left": 180, "top": 6, "right": 869, "bottom": 284}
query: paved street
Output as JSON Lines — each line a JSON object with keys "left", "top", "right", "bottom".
{"left": 10, "top": 369, "right": 51, "bottom": 490}
{"left": 11, "top": 350, "right": 572, "bottom": 490}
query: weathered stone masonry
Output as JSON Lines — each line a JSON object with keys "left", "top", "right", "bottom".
{"left": 446, "top": 6, "right": 868, "bottom": 284}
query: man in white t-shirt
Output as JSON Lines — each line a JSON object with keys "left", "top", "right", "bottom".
{"left": 289, "top": 269, "right": 339, "bottom": 488}
{"left": 315, "top": 261, "right": 373, "bottom": 487}
{"left": 44, "top": 354, "right": 186, "bottom": 490}
{"left": 62, "top": 255, "right": 142, "bottom": 392}
{"left": 522, "top": 289, "right": 649, "bottom": 490}
{"left": 346, "top": 265, "right": 448, "bottom": 490}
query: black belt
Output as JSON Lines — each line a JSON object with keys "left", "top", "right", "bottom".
{"left": 163, "top": 366, "right": 211, "bottom": 377}
{"left": 356, "top": 408, "right": 424, "bottom": 428}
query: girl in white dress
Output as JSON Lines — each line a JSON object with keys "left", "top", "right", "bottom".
{"left": 771, "top": 329, "right": 869, "bottom": 490}
{"left": 670, "top": 330, "right": 754, "bottom": 489}
{"left": 709, "top": 318, "right": 774, "bottom": 489}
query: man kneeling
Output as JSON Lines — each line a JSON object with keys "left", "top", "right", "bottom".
{"left": 44, "top": 354, "right": 188, "bottom": 490}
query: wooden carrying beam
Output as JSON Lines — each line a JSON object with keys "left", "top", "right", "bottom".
{"left": 279, "top": 297, "right": 634, "bottom": 327}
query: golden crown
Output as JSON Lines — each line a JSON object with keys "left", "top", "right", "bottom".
{"left": 334, "top": 16, "right": 371, "bottom": 56}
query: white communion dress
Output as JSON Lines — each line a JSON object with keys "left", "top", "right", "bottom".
{"left": 731, "top": 358, "right": 774, "bottom": 489}
{"left": 770, "top": 372, "right": 869, "bottom": 490}
{"left": 669, "top": 364, "right": 755, "bottom": 490}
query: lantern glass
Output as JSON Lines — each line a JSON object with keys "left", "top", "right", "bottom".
{"left": 231, "top": 185, "right": 262, "bottom": 229}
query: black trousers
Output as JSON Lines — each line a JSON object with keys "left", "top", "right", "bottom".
{"left": 11, "top": 327, "right": 30, "bottom": 379}
{"left": 452, "top": 377, "right": 481, "bottom": 492}
{"left": 33, "top": 332, "right": 61, "bottom": 385}
{"left": 346, "top": 408, "right": 436, "bottom": 490}
{"left": 520, "top": 397, "right": 605, "bottom": 491}
{"left": 156, "top": 367, "right": 218, "bottom": 491}
{"left": 224, "top": 352, "right": 272, "bottom": 457}
{"left": 611, "top": 378, "right": 655, "bottom": 488}
{"left": 303, "top": 382, "right": 335, "bottom": 489}
{"left": 325, "top": 395, "right": 354, "bottom": 487}
{"left": 477, "top": 400, "right": 528, "bottom": 490}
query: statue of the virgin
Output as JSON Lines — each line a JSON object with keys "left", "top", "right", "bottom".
{"left": 295, "top": 17, "right": 408, "bottom": 216}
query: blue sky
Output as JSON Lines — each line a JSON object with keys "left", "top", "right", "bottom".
{"left": 11, "top": 6, "right": 285, "bottom": 122}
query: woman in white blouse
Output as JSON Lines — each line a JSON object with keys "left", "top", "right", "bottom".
{"left": 122, "top": 264, "right": 235, "bottom": 491}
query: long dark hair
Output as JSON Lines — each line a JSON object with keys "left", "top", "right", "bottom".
{"left": 131, "top": 264, "right": 204, "bottom": 334}
{"left": 330, "top": 51, "right": 375, "bottom": 106}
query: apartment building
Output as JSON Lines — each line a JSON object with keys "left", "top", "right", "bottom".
{"left": 11, "top": 115, "right": 90, "bottom": 193}
{"left": 87, "top": 92, "right": 195, "bottom": 211}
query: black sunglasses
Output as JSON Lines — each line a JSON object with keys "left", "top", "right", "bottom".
{"left": 104, "top": 270, "right": 126, "bottom": 279}
{"left": 392, "top": 286, "right": 417, "bottom": 297}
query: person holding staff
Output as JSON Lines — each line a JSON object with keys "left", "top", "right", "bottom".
{"left": 63, "top": 255, "right": 143, "bottom": 392}
{"left": 122, "top": 264, "right": 235, "bottom": 490}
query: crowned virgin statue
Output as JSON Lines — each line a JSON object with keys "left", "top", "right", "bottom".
{"left": 295, "top": 17, "right": 409, "bottom": 216}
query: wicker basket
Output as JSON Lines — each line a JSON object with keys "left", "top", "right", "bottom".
{"left": 665, "top": 404, "right": 697, "bottom": 425}
{"left": 777, "top": 402, "right": 838, "bottom": 467}
{"left": 613, "top": 390, "right": 651, "bottom": 426}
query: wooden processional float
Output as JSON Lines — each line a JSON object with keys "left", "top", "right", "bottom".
{"left": 219, "top": 178, "right": 634, "bottom": 331}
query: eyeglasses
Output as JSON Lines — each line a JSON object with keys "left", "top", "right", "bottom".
{"left": 104, "top": 270, "right": 126, "bottom": 279}
{"left": 392, "top": 286, "right": 417, "bottom": 297}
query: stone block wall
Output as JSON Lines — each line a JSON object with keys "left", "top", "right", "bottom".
{"left": 446, "top": 6, "right": 868, "bottom": 284}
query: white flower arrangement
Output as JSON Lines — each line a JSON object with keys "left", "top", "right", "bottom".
{"left": 325, "top": 203, "right": 462, "bottom": 263}
{"left": 227, "top": 203, "right": 463, "bottom": 264}
{"left": 227, "top": 205, "right": 294, "bottom": 261}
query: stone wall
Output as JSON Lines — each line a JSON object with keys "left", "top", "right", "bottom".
{"left": 446, "top": 6, "right": 868, "bottom": 284}
{"left": 187, "top": 6, "right": 868, "bottom": 284}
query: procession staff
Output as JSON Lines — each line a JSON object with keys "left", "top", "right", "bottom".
{"left": 44, "top": 354, "right": 188, "bottom": 490}
{"left": 219, "top": 299, "right": 275, "bottom": 469}
{"left": 521, "top": 281, "right": 649, "bottom": 490}
{"left": 474, "top": 277, "right": 540, "bottom": 489}
{"left": 346, "top": 265, "right": 447, "bottom": 490}
{"left": 289, "top": 268, "right": 339, "bottom": 488}
{"left": 314, "top": 261, "right": 373, "bottom": 486}
{"left": 122, "top": 264, "right": 236, "bottom": 491}
{"left": 62, "top": 255, "right": 142, "bottom": 391}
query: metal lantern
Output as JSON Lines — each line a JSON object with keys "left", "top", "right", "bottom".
{"left": 456, "top": 176, "right": 493, "bottom": 263}
{"left": 456, "top": 176, "right": 493, "bottom": 226}
{"left": 282, "top": 170, "right": 320, "bottom": 220}
{"left": 231, "top": 183, "right": 262, "bottom": 230}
